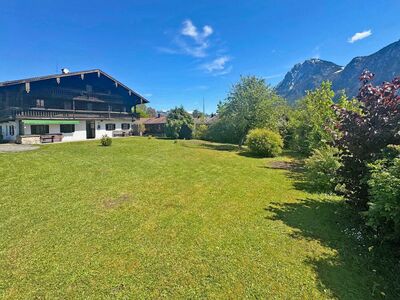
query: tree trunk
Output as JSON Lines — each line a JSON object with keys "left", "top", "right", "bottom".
{"left": 238, "top": 135, "right": 246, "bottom": 149}
{"left": 238, "top": 128, "right": 249, "bottom": 148}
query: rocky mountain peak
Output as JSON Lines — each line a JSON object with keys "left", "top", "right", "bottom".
{"left": 276, "top": 40, "right": 400, "bottom": 102}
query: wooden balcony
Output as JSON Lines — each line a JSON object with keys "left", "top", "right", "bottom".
{"left": 0, "top": 108, "right": 140, "bottom": 121}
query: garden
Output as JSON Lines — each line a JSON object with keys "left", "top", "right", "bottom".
{"left": 1, "top": 71, "right": 400, "bottom": 298}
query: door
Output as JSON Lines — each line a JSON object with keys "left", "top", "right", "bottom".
{"left": 86, "top": 120, "right": 96, "bottom": 139}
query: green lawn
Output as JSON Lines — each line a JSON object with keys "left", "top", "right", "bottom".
{"left": 0, "top": 138, "right": 399, "bottom": 299}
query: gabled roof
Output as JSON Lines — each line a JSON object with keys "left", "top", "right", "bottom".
{"left": 135, "top": 116, "right": 167, "bottom": 125}
{"left": 193, "top": 115, "right": 219, "bottom": 125}
{"left": 0, "top": 69, "right": 149, "bottom": 103}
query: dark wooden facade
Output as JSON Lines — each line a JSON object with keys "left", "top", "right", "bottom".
{"left": 0, "top": 69, "right": 148, "bottom": 122}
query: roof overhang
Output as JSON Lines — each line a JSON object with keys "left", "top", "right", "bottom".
{"left": 22, "top": 120, "right": 80, "bottom": 125}
{"left": 0, "top": 69, "right": 149, "bottom": 104}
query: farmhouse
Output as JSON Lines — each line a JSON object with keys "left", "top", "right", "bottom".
{"left": 0, "top": 69, "right": 148, "bottom": 144}
{"left": 134, "top": 115, "right": 167, "bottom": 136}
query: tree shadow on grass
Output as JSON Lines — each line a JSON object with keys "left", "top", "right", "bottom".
{"left": 237, "top": 151, "right": 268, "bottom": 158}
{"left": 264, "top": 159, "right": 327, "bottom": 193}
{"left": 266, "top": 198, "right": 400, "bottom": 299}
{"left": 198, "top": 142, "right": 240, "bottom": 152}
{"left": 194, "top": 142, "right": 277, "bottom": 159}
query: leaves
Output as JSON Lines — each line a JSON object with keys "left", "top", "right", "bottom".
{"left": 166, "top": 106, "right": 194, "bottom": 139}
{"left": 334, "top": 70, "right": 400, "bottom": 207}
{"left": 218, "top": 76, "right": 287, "bottom": 145}
{"left": 287, "top": 81, "right": 337, "bottom": 155}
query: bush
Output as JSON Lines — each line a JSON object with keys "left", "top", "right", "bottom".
{"left": 100, "top": 135, "right": 112, "bottom": 146}
{"left": 246, "top": 129, "right": 283, "bottom": 157}
{"left": 366, "top": 145, "right": 400, "bottom": 242}
{"left": 287, "top": 81, "right": 336, "bottom": 156}
{"left": 132, "top": 123, "right": 145, "bottom": 136}
{"left": 334, "top": 71, "right": 400, "bottom": 208}
{"left": 205, "top": 118, "right": 240, "bottom": 144}
{"left": 217, "top": 75, "right": 288, "bottom": 146}
{"left": 165, "top": 106, "right": 194, "bottom": 139}
{"left": 179, "top": 123, "right": 192, "bottom": 139}
{"left": 165, "top": 120, "right": 181, "bottom": 139}
{"left": 304, "top": 146, "right": 342, "bottom": 193}
{"left": 192, "top": 124, "right": 207, "bottom": 140}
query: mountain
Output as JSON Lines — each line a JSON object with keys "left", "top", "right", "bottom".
{"left": 276, "top": 40, "right": 400, "bottom": 102}
{"left": 276, "top": 59, "right": 343, "bottom": 101}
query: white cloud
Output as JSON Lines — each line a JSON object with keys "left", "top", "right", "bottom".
{"left": 159, "top": 19, "right": 231, "bottom": 75}
{"left": 312, "top": 45, "right": 320, "bottom": 59}
{"left": 348, "top": 30, "right": 372, "bottom": 43}
{"left": 203, "top": 25, "right": 213, "bottom": 37}
{"left": 181, "top": 20, "right": 198, "bottom": 39}
{"left": 202, "top": 56, "right": 232, "bottom": 75}
{"left": 181, "top": 19, "right": 213, "bottom": 44}
{"left": 203, "top": 56, "right": 229, "bottom": 72}
{"left": 175, "top": 37, "right": 209, "bottom": 58}
{"left": 264, "top": 73, "right": 283, "bottom": 80}
{"left": 176, "top": 19, "right": 214, "bottom": 57}
{"left": 156, "top": 46, "right": 179, "bottom": 55}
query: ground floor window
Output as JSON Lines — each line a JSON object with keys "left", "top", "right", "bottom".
{"left": 106, "top": 124, "right": 116, "bottom": 131}
{"left": 60, "top": 124, "right": 75, "bottom": 133}
{"left": 31, "top": 125, "right": 49, "bottom": 135}
{"left": 121, "top": 123, "right": 130, "bottom": 130}
{"left": 9, "top": 125, "right": 15, "bottom": 136}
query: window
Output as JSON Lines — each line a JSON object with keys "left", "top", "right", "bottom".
{"left": 8, "top": 125, "right": 15, "bottom": 136}
{"left": 9, "top": 125, "right": 15, "bottom": 136}
{"left": 31, "top": 125, "right": 49, "bottom": 135}
{"left": 60, "top": 124, "right": 75, "bottom": 133}
{"left": 87, "top": 103, "right": 93, "bottom": 111}
{"left": 36, "top": 99, "right": 45, "bottom": 108}
{"left": 105, "top": 124, "right": 116, "bottom": 131}
{"left": 121, "top": 123, "right": 130, "bottom": 130}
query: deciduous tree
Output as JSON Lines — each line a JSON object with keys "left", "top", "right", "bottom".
{"left": 218, "top": 76, "right": 287, "bottom": 146}
{"left": 334, "top": 70, "right": 400, "bottom": 207}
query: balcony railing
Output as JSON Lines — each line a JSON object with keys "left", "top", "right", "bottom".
{"left": 0, "top": 108, "right": 139, "bottom": 121}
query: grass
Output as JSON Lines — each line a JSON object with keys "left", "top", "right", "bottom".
{"left": 0, "top": 137, "right": 399, "bottom": 299}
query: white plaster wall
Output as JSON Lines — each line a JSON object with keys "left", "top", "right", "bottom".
{"left": 95, "top": 119, "right": 133, "bottom": 139}
{"left": 0, "top": 121, "right": 18, "bottom": 141}
{"left": 23, "top": 122, "right": 86, "bottom": 142}
{"left": 62, "top": 122, "right": 87, "bottom": 142}
{"left": 20, "top": 119, "right": 133, "bottom": 142}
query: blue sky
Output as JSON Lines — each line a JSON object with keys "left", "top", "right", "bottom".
{"left": 1, "top": 0, "right": 399, "bottom": 113}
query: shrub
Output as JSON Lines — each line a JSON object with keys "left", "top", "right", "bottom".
{"left": 287, "top": 81, "right": 337, "bottom": 156}
{"left": 165, "top": 106, "right": 194, "bottom": 139}
{"left": 334, "top": 71, "right": 400, "bottom": 208}
{"left": 179, "top": 123, "right": 192, "bottom": 139}
{"left": 366, "top": 145, "right": 400, "bottom": 242}
{"left": 100, "top": 135, "right": 112, "bottom": 146}
{"left": 165, "top": 119, "right": 181, "bottom": 139}
{"left": 304, "top": 146, "right": 342, "bottom": 193}
{"left": 205, "top": 118, "right": 240, "bottom": 144}
{"left": 246, "top": 129, "right": 283, "bottom": 157}
{"left": 132, "top": 123, "right": 145, "bottom": 136}
{"left": 218, "top": 76, "right": 288, "bottom": 146}
{"left": 193, "top": 124, "right": 208, "bottom": 140}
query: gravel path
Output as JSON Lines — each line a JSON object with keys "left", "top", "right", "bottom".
{"left": 0, "top": 144, "right": 39, "bottom": 153}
